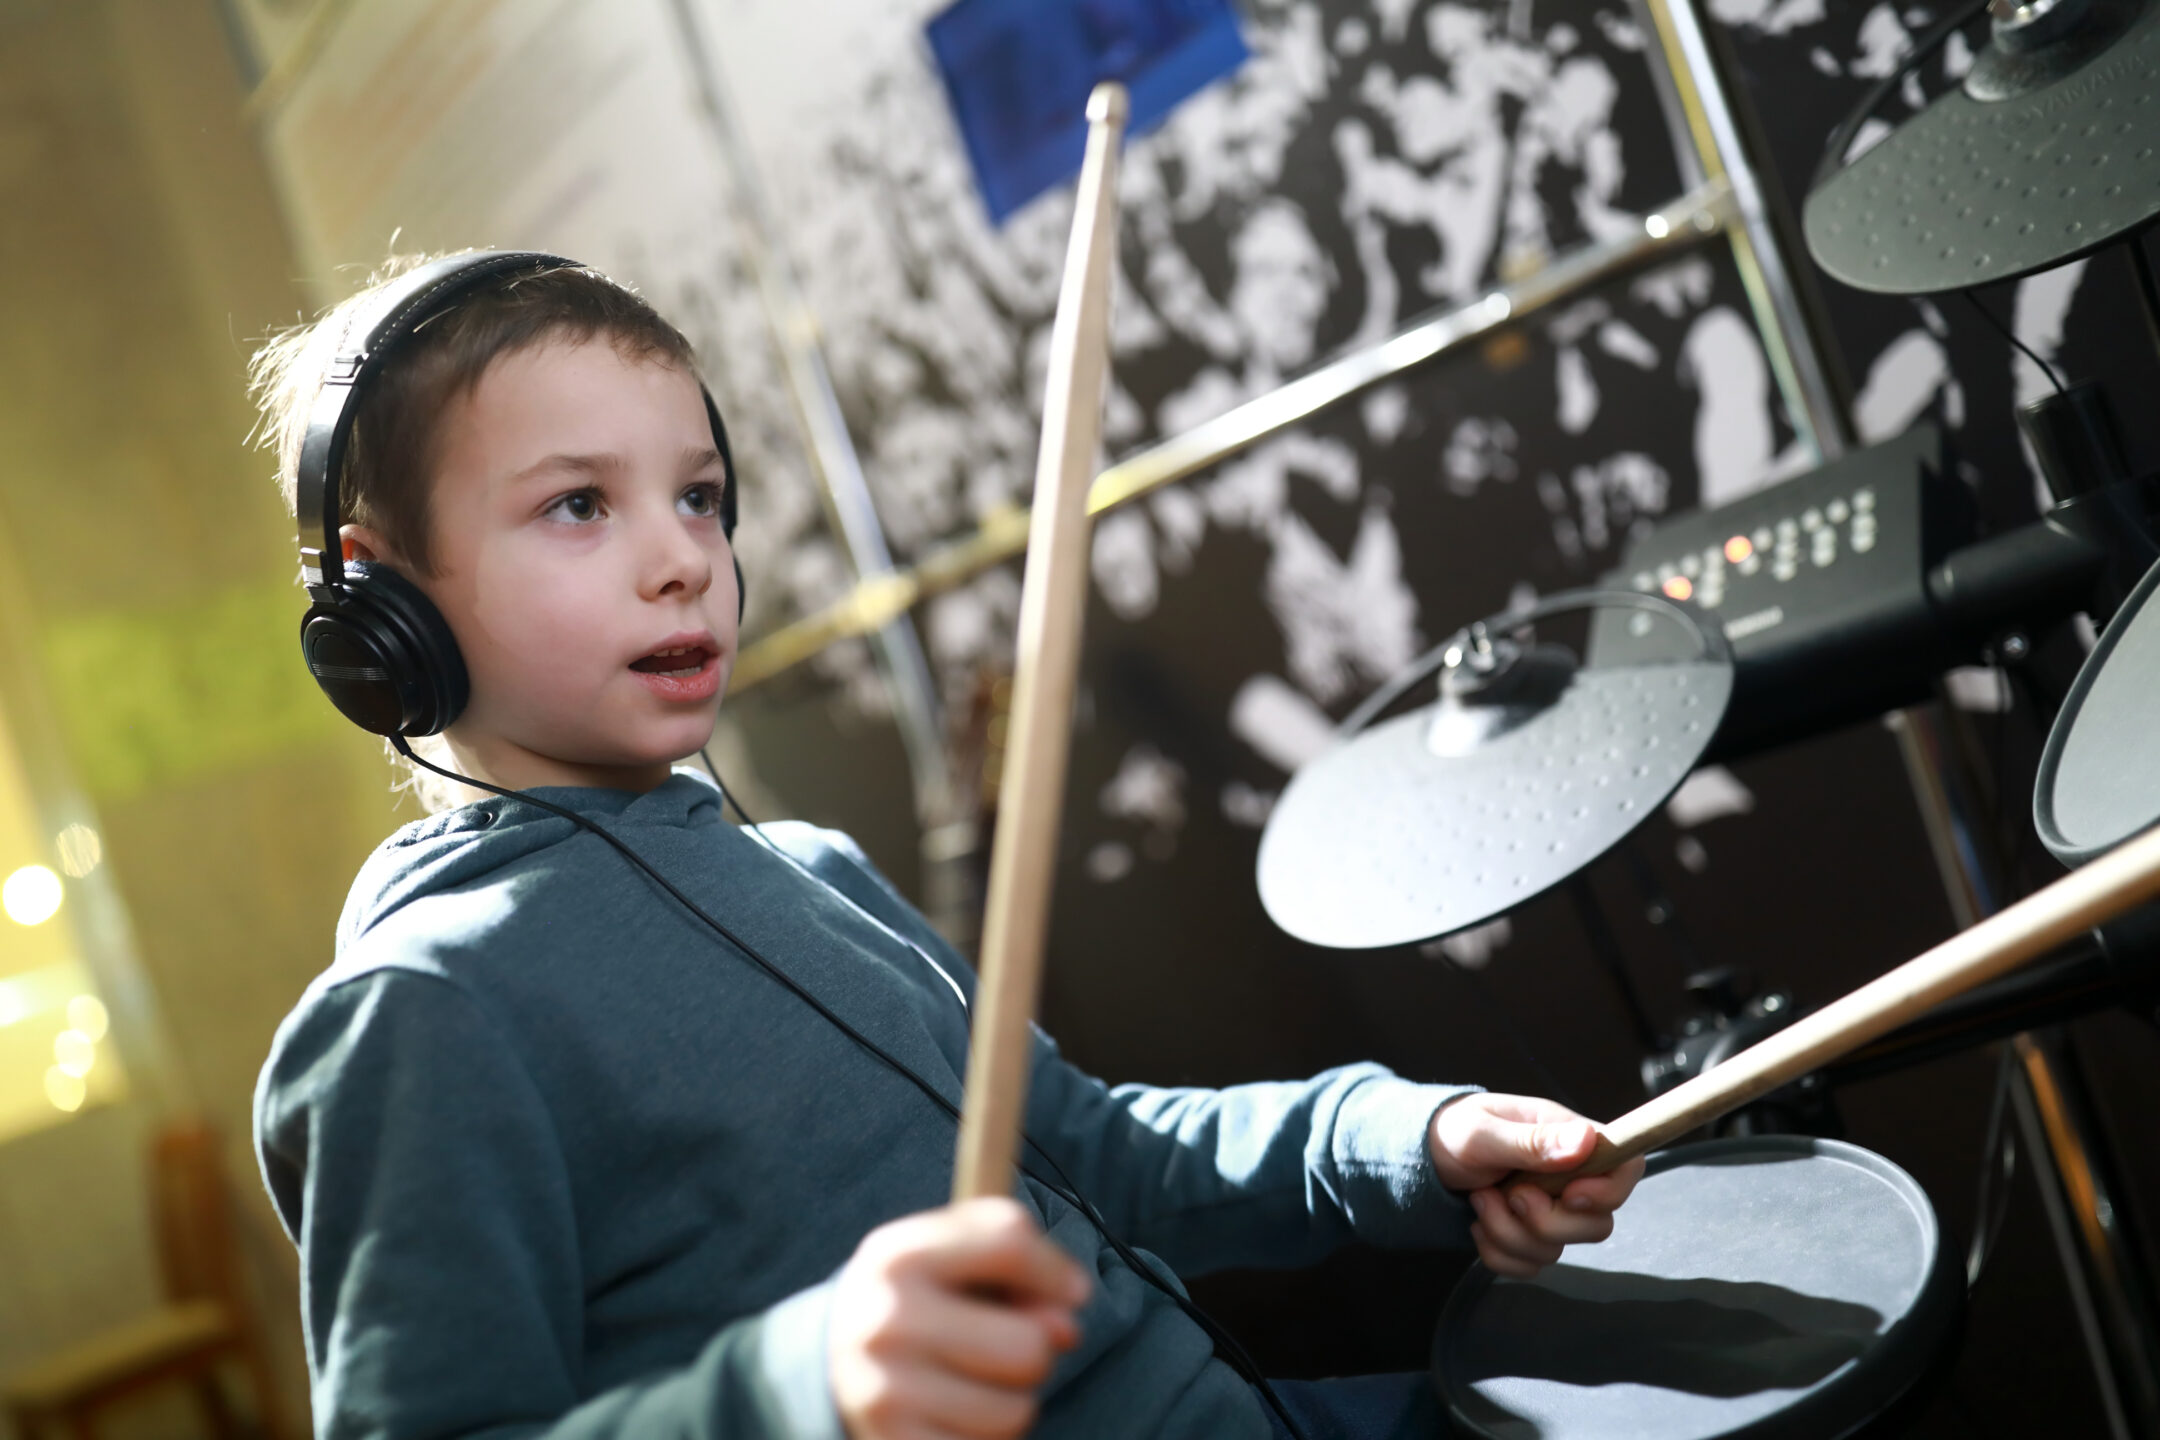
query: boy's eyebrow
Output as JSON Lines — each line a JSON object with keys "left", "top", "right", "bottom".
{"left": 505, "top": 452, "right": 623, "bottom": 486}
{"left": 503, "top": 446, "right": 727, "bottom": 486}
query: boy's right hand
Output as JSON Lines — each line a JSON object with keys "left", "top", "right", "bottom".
{"left": 829, "top": 1196, "right": 1092, "bottom": 1440}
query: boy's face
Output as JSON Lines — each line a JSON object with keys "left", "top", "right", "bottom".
{"left": 356, "top": 338, "right": 738, "bottom": 793}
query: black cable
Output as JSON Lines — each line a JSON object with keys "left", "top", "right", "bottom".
{"left": 1619, "top": 837, "right": 1708, "bottom": 983}
{"left": 1965, "top": 1043, "right": 2019, "bottom": 1289}
{"left": 1946, "top": 1381, "right": 2008, "bottom": 1440}
{"left": 1963, "top": 288, "right": 2160, "bottom": 563}
{"left": 1566, "top": 876, "right": 1666, "bottom": 1055}
{"left": 1430, "top": 948, "right": 1585, "bottom": 1113}
{"left": 1989, "top": 665, "right": 2023, "bottom": 897}
{"left": 1962, "top": 290, "right": 2067, "bottom": 396}
{"left": 698, "top": 747, "right": 762, "bottom": 827}
{"left": 395, "top": 736, "right": 1309, "bottom": 1440}
{"left": 1812, "top": 0, "right": 1990, "bottom": 192}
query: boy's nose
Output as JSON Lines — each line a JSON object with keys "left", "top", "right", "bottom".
{"left": 642, "top": 516, "right": 715, "bottom": 600}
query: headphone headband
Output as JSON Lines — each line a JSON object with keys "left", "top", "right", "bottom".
{"left": 296, "top": 251, "right": 581, "bottom": 595}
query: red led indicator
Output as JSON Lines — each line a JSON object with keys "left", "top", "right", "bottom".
{"left": 1725, "top": 535, "right": 1753, "bottom": 563}
{"left": 1662, "top": 575, "right": 1695, "bottom": 602}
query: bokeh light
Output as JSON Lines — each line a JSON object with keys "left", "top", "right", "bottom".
{"left": 52, "top": 1029, "right": 94, "bottom": 1079}
{"left": 66, "top": 995, "right": 109, "bottom": 1042}
{"left": 55, "top": 824, "right": 102, "bottom": 878}
{"left": 43, "top": 1067, "right": 84, "bottom": 1113}
{"left": 2, "top": 865, "right": 62, "bottom": 926}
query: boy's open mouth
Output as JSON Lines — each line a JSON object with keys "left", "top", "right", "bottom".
{"left": 629, "top": 644, "right": 714, "bottom": 679}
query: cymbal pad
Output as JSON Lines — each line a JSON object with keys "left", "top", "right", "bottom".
{"left": 1804, "top": 0, "right": 2160, "bottom": 294}
{"left": 1257, "top": 658, "right": 1730, "bottom": 950}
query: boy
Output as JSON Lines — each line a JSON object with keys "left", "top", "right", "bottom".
{"left": 251, "top": 252, "right": 1641, "bottom": 1440}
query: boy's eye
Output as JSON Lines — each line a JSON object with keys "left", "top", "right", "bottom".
{"left": 680, "top": 484, "right": 720, "bottom": 518}
{"left": 553, "top": 490, "right": 600, "bottom": 522}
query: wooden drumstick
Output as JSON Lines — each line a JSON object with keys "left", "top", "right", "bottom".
{"left": 1519, "top": 819, "right": 2160, "bottom": 1195}
{"left": 952, "top": 83, "right": 1129, "bottom": 1202}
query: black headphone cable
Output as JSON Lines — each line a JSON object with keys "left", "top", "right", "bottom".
{"left": 389, "top": 735, "right": 1309, "bottom": 1440}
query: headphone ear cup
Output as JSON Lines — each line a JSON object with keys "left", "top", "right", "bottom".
{"left": 301, "top": 561, "right": 470, "bottom": 736}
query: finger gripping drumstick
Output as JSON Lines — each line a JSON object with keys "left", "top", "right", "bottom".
{"left": 1523, "top": 820, "right": 2160, "bottom": 1194}
{"left": 953, "top": 83, "right": 1129, "bottom": 1202}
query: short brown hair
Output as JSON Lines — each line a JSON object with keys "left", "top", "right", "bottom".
{"left": 250, "top": 252, "right": 701, "bottom": 575}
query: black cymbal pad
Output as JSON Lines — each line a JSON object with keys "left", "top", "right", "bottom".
{"left": 1258, "top": 608, "right": 1730, "bottom": 950}
{"left": 1805, "top": 0, "right": 2160, "bottom": 296}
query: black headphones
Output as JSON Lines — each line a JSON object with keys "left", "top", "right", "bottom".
{"left": 295, "top": 250, "right": 742, "bottom": 737}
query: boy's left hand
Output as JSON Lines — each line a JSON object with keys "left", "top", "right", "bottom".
{"left": 1427, "top": 1092, "right": 1646, "bottom": 1278}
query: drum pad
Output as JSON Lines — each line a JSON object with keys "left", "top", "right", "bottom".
{"left": 1433, "top": 1137, "right": 1962, "bottom": 1439}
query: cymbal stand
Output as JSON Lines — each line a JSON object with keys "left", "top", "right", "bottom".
{"left": 2130, "top": 236, "right": 2160, "bottom": 363}
{"left": 665, "top": 0, "right": 969, "bottom": 932}
{"left": 1825, "top": 926, "right": 2160, "bottom": 1085}
{"left": 1566, "top": 876, "right": 1667, "bottom": 1054}
{"left": 1633, "top": 0, "right": 2160, "bottom": 1430}
{"left": 1899, "top": 695, "right": 2160, "bottom": 1439}
{"left": 1629, "top": 0, "right": 1853, "bottom": 464}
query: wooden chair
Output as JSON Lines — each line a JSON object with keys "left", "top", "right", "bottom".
{"left": 3, "top": 1120, "right": 289, "bottom": 1440}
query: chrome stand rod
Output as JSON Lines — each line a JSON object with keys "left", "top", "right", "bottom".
{"left": 664, "top": 0, "right": 958, "bottom": 848}
{"left": 2129, "top": 236, "right": 2160, "bottom": 365}
{"left": 731, "top": 181, "right": 1735, "bottom": 691}
{"left": 2013, "top": 1029, "right": 2160, "bottom": 1437}
{"left": 1893, "top": 706, "right": 2160, "bottom": 1440}
{"left": 1636, "top": 0, "right": 1853, "bottom": 463}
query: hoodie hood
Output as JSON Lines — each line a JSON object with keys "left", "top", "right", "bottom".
{"left": 336, "top": 771, "right": 728, "bottom": 953}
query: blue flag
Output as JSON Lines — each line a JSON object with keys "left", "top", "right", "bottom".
{"left": 927, "top": 0, "right": 1249, "bottom": 223}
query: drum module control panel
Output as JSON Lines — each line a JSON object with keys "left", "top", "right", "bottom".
{"left": 1588, "top": 425, "right": 1972, "bottom": 756}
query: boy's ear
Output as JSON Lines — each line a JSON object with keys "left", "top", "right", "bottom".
{"left": 340, "top": 524, "right": 393, "bottom": 566}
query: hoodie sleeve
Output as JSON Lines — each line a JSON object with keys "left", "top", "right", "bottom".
{"left": 254, "top": 966, "right": 842, "bottom": 1440}
{"left": 1021, "top": 1032, "right": 1480, "bottom": 1276}
{"left": 761, "top": 823, "right": 1479, "bottom": 1277}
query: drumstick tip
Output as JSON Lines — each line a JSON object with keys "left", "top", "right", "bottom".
{"left": 1087, "top": 82, "right": 1129, "bottom": 127}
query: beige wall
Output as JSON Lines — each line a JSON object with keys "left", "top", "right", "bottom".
{"left": 0, "top": 1, "right": 425, "bottom": 1430}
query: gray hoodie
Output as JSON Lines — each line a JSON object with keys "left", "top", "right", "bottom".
{"left": 255, "top": 773, "right": 1475, "bottom": 1440}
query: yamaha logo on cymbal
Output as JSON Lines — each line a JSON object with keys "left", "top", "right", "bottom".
{"left": 2011, "top": 51, "right": 2149, "bottom": 116}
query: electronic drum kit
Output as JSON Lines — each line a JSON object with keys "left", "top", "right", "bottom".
{"left": 963, "top": 10, "right": 2160, "bottom": 1437}
{"left": 1248, "top": 1, "right": 2160, "bottom": 1434}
